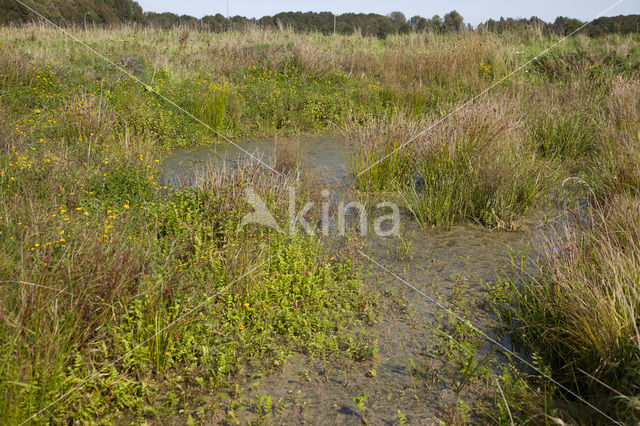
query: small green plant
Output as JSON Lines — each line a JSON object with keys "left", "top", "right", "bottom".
{"left": 453, "top": 351, "right": 492, "bottom": 394}
{"left": 256, "top": 394, "right": 273, "bottom": 417}
{"left": 352, "top": 391, "right": 368, "bottom": 424}
{"left": 392, "top": 225, "right": 414, "bottom": 261}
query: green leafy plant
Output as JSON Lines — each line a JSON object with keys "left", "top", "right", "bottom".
{"left": 352, "top": 391, "right": 368, "bottom": 424}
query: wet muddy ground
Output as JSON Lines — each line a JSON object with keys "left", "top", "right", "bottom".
{"left": 227, "top": 222, "right": 529, "bottom": 424}
{"left": 161, "top": 136, "right": 544, "bottom": 424}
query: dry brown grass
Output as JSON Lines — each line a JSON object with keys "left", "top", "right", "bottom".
{"left": 0, "top": 24, "right": 508, "bottom": 96}
{"left": 273, "top": 136, "right": 303, "bottom": 174}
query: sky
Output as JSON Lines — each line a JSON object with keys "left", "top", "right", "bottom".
{"left": 136, "top": 0, "right": 639, "bottom": 26}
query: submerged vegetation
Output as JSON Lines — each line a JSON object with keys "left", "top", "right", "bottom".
{"left": 0, "top": 22, "right": 639, "bottom": 423}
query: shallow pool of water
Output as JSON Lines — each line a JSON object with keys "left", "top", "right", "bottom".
{"left": 160, "top": 134, "right": 348, "bottom": 187}
{"left": 162, "top": 134, "right": 540, "bottom": 423}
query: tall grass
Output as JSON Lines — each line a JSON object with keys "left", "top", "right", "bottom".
{"left": 346, "top": 99, "right": 552, "bottom": 228}
{"left": 343, "top": 114, "right": 417, "bottom": 191}
{"left": 502, "top": 196, "right": 640, "bottom": 420}
{"left": 595, "top": 77, "right": 640, "bottom": 196}
{"left": 530, "top": 112, "right": 598, "bottom": 161}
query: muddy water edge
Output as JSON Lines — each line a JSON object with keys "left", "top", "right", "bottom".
{"left": 161, "top": 135, "right": 542, "bottom": 424}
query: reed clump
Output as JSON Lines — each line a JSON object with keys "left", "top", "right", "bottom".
{"left": 346, "top": 98, "right": 552, "bottom": 228}
{"left": 503, "top": 195, "right": 640, "bottom": 420}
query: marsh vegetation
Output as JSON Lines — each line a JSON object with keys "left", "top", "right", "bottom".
{"left": 0, "top": 23, "right": 639, "bottom": 423}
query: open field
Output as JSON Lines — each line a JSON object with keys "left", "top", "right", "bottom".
{"left": 1, "top": 23, "right": 639, "bottom": 423}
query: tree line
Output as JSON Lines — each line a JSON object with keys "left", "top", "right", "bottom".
{"left": 1, "top": 0, "right": 638, "bottom": 38}
{"left": 0, "top": 0, "right": 145, "bottom": 26}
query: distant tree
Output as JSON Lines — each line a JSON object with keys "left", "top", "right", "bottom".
{"left": 398, "top": 23, "right": 412, "bottom": 34}
{"left": 388, "top": 11, "right": 406, "bottom": 25}
{"left": 0, "top": 0, "right": 145, "bottom": 25}
{"left": 146, "top": 12, "right": 180, "bottom": 28}
{"left": 409, "top": 15, "right": 428, "bottom": 31}
{"left": 444, "top": 10, "right": 464, "bottom": 32}
{"left": 337, "top": 21, "right": 353, "bottom": 34}
{"left": 427, "top": 15, "right": 443, "bottom": 33}
{"left": 587, "top": 15, "right": 640, "bottom": 36}
{"left": 377, "top": 17, "right": 394, "bottom": 38}
{"left": 2, "top": 1, "right": 636, "bottom": 39}
{"left": 553, "top": 16, "right": 583, "bottom": 35}
{"left": 201, "top": 14, "right": 228, "bottom": 32}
